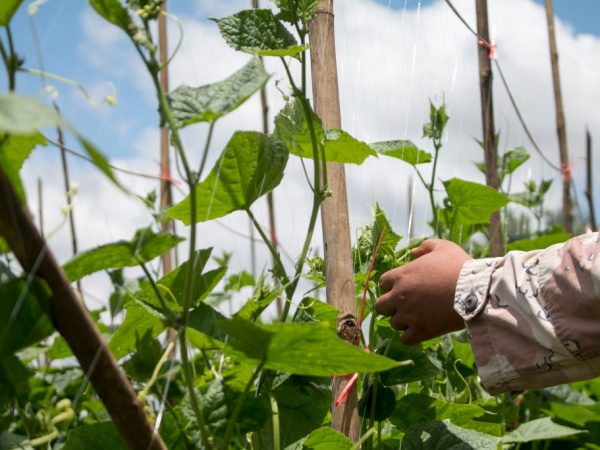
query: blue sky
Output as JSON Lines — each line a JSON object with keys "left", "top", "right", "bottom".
{"left": 6, "top": 0, "right": 600, "bottom": 292}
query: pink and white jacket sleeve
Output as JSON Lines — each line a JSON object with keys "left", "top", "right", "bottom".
{"left": 453, "top": 232, "right": 600, "bottom": 394}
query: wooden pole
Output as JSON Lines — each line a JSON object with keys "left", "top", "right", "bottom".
{"left": 585, "top": 128, "right": 597, "bottom": 231}
{"left": 0, "top": 168, "right": 166, "bottom": 450}
{"left": 544, "top": 0, "right": 573, "bottom": 233}
{"left": 475, "top": 0, "right": 504, "bottom": 256}
{"left": 309, "top": 0, "right": 360, "bottom": 441}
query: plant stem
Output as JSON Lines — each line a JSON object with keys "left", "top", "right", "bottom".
{"left": 350, "top": 427, "right": 376, "bottom": 450}
{"left": 221, "top": 364, "right": 264, "bottom": 449}
{"left": 196, "top": 121, "right": 215, "bottom": 183}
{"left": 270, "top": 395, "right": 280, "bottom": 450}
{"left": 138, "top": 261, "right": 171, "bottom": 317}
{"left": 6, "top": 26, "right": 16, "bottom": 91}
{"left": 429, "top": 141, "right": 442, "bottom": 235}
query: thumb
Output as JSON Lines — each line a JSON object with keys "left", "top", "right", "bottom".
{"left": 411, "top": 239, "right": 442, "bottom": 258}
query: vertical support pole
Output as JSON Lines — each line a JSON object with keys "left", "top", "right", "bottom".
{"left": 585, "top": 128, "right": 597, "bottom": 231}
{"left": 475, "top": 0, "right": 504, "bottom": 256}
{"left": 309, "top": 0, "right": 360, "bottom": 441}
{"left": 544, "top": 0, "right": 573, "bottom": 233}
{"left": 158, "top": 2, "right": 174, "bottom": 275}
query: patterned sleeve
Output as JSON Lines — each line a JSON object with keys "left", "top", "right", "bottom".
{"left": 453, "top": 232, "right": 600, "bottom": 394}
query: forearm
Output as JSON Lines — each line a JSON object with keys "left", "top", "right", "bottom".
{"left": 455, "top": 232, "right": 600, "bottom": 394}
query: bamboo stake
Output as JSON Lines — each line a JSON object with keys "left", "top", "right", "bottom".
{"left": 0, "top": 167, "right": 165, "bottom": 450}
{"left": 475, "top": 0, "right": 504, "bottom": 256}
{"left": 544, "top": 0, "right": 573, "bottom": 233}
{"left": 585, "top": 128, "right": 597, "bottom": 231}
{"left": 158, "top": 2, "right": 179, "bottom": 353}
{"left": 309, "top": 0, "right": 360, "bottom": 441}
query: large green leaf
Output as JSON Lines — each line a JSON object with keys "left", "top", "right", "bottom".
{"left": 508, "top": 232, "right": 570, "bottom": 252}
{"left": 0, "top": 93, "right": 122, "bottom": 189}
{"left": 502, "top": 417, "right": 584, "bottom": 444}
{"left": 0, "top": 0, "right": 23, "bottom": 25}
{"left": 323, "top": 129, "right": 377, "bottom": 165}
{"left": 273, "top": 99, "right": 376, "bottom": 164}
{"left": 63, "top": 227, "right": 183, "bottom": 282}
{"left": 443, "top": 178, "right": 510, "bottom": 226}
{"left": 548, "top": 402, "right": 600, "bottom": 429}
{"left": 376, "top": 332, "right": 442, "bottom": 385}
{"left": 167, "top": 131, "right": 288, "bottom": 224}
{"left": 122, "top": 329, "right": 162, "bottom": 382}
{"left": 276, "top": 0, "right": 319, "bottom": 23}
{"left": 302, "top": 427, "right": 353, "bottom": 450}
{"left": 218, "top": 318, "right": 401, "bottom": 376}
{"left": 372, "top": 140, "right": 431, "bottom": 166}
{"left": 0, "top": 278, "right": 54, "bottom": 357}
{"left": 389, "top": 393, "right": 487, "bottom": 432}
{"left": 169, "top": 57, "right": 269, "bottom": 128}
{"left": 212, "top": 9, "right": 306, "bottom": 57}
{"left": 401, "top": 420, "right": 500, "bottom": 450}
{"left": 108, "top": 302, "right": 165, "bottom": 360}
{"left": 358, "top": 379, "right": 396, "bottom": 421}
{"left": 0, "top": 132, "right": 47, "bottom": 202}
{"left": 88, "top": 0, "right": 134, "bottom": 35}
{"left": 0, "top": 355, "right": 31, "bottom": 407}
{"left": 63, "top": 422, "right": 127, "bottom": 450}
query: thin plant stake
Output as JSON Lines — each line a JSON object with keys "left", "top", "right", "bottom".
{"left": 308, "top": 0, "right": 359, "bottom": 440}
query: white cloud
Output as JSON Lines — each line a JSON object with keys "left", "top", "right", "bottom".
{"left": 20, "top": 0, "right": 600, "bottom": 314}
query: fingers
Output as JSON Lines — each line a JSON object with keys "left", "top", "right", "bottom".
{"left": 390, "top": 313, "right": 408, "bottom": 330}
{"left": 379, "top": 272, "right": 394, "bottom": 292}
{"left": 400, "top": 328, "right": 421, "bottom": 345}
{"left": 374, "top": 291, "right": 396, "bottom": 316}
{"left": 411, "top": 239, "right": 442, "bottom": 258}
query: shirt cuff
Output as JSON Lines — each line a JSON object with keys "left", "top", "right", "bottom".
{"left": 454, "top": 258, "right": 500, "bottom": 321}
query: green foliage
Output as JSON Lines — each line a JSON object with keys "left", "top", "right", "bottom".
{"left": 422, "top": 101, "right": 449, "bottom": 141}
{"left": 63, "top": 227, "right": 183, "bottom": 282}
{"left": 212, "top": 9, "right": 306, "bottom": 57}
{"left": 301, "top": 427, "right": 353, "bottom": 450}
{"left": 168, "top": 57, "right": 270, "bottom": 127}
{"left": 401, "top": 420, "right": 501, "bottom": 449}
{"left": 88, "top": 0, "right": 135, "bottom": 35}
{"left": 109, "top": 302, "right": 165, "bottom": 360}
{"left": 275, "top": 0, "right": 319, "bottom": 24}
{"left": 476, "top": 146, "right": 530, "bottom": 186}
{"left": 372, "top": 139, "right": 432, "bottom": 166}
{"left": 63, "top": 422, "right": 127, "bottom": 450}
{"left": 442, "top": 178, "right": 510, "bottom": 226}
{"left": 0, "top": 132, "right": 46, "bottom": 202}
{"left": 508, "top": 231, "right": 571, "bottom": 251}
{"left": 0, "top": 278, "right": 54, "bottom": 357}
{"left": 219, "top": 318, "right": 401, "bottom": 376}
{"left": 167, "top": 131, "right": 289, "bottom": 224}
{"left": 502, "top": 417, "right": 584, "bottom": 443}
{"left": 0, "top": 0, "right": 23, "bottom": 26}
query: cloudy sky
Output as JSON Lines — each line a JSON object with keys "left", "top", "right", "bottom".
{"left": 9, "top": 0, "right": 600, "bottom": 311}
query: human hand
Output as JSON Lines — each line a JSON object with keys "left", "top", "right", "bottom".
{"left": 375, "top": 239, "right": 471, "bottom": 344}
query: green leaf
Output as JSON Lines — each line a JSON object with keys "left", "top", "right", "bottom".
{"left": 372, "top": 140, "right": 431, "bottom": 166}
{"left": 167, "top": 131, "right": 288, "bottom": 224}
{"left": 224, "top": 270, "right": 254, "bottom": 292}
{"left": 293, "top": 297, "right": 339, "bottom": 331}
{"left": 402, "top": 420, "right": 501, "bottom": 450}
{"left": 268, "top": 376, "right": 331, "bottom": 448}
{"left": 88, "top": 0, "right": 134, "bottom": 35}
{"left": 548, "top": 402, "right": 600, "bottom": 429}
{"left": 389, "top": 393, "right": 486, "bottom": 432}
{"left": 302, "top": 427, "right": 353, "bottom": 450}
{"left": 376, "top": 332, "right": 442, "bottom": 385}
{"left": 443, "top": 178, "right": 510, "bottom": 226}
{"left": 358, "top": 379, "right": 396, "bottom": 421}
{"left": 508, "top": 232, "right": 570, "bottom": 252}
{"left": 0, "top": 355, "right": 31, "bottom": 406}
{"left": 122, "top": 329, "right": 162, "bottom": 382}
{"left": 212, "top": 9, "right": 306, "bottom": 57}
{"left": 422, "top": 101, "right": 449, "bottom": 141}
{"left": 187, "top": 302, "right": 228, "bottom": 342}
{"left": 500, "top": 147, "right": 529, "bottom": 179}
{"left": 0, "top": 0, "right": 23, "bottom": 25}
{"left": 276, "top": 0, "right": 319, "bottom": 23}
{"left": 63, "top": 422, "right": 127, "bottom": 450}
{"left": 0, "top": 278, "right": 54, "bottom": 357}
{"left": 63, "top": 227, "right": 183, "bottom": 281}
{"left": 502, "top": 417, "right": 584, "bottom": 444}
{"left": 169, "top": 57, "right": 270, "bottom": 127}
{"left": 0, "top": 132, "right": 47, "bottom": 202}
{"left": 218, "top": 318, "right": 400, "bottom": 376}
{"left": 0, "top": 93, "right": 122, "bottom": 190}
{"left": 273, "top": 99, "right": 376, "bottom": 164}
{"left": 234, "top": 280, "right": 281, "bottom": 321}
{"left": 323, "top": 129, "right": 377, "bottom": 165}
{"left": 109, "top": 302, "right": 165, "bottom": 360}
{"left": 372, "top": 203, "right": 401, "bottom": 260}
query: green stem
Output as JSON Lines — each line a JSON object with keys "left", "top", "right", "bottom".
{"left": 154, "top": 385, "right": 195, "bottom": 450}
{"left": 196, "top": 121, "right": 215, "bottom": 183}
{"left": 179, "top": 332, "right": 212, "bottom": 449}
{"left": 138, "top": 260, "right": 171, "bottom": 317}
{"left": 270, "top": 395, "right": 280, "bottom": 450}
{"left": 350, "top": 427, "right": 376, "bottom": 450}
{"left": 429, "top": 141, "right": 442, "bottom": 235}
{"left": 6, "top": 26, "right": 16, "bottom": 91}
{"left": 221, "top": 364, "right": 264, "bottom": 449}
